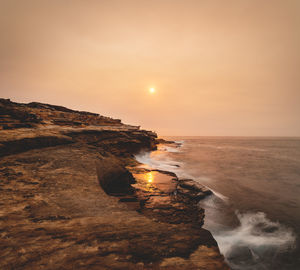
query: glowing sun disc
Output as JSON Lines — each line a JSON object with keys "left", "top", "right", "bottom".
{"left": 149, "top": 87, "right": 155, "bottom": 93}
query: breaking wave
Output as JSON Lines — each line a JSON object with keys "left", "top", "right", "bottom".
{"left": 214, "top": 211, "right": 296, "bottom": 269}
{"left": 135, "top": 140, "right": 297, "bottom": 269}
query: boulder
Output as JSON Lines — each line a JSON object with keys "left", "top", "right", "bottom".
{"left": 96, "top": 157, "right": 136, "bottom": 194}
{"left": 178, "top": 179, "right": 212, "bottom": 195}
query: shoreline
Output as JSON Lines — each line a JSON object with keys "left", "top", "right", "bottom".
{"left": 0, "top": 98, "right": 229, "bottom": 269}
{"left": 95, "top": 149, "right": 229, "bottom": 269}
{"left": 157, "top": 137, "right": 300, "bottom": 270}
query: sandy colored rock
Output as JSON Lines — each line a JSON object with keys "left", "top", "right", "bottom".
{"left": 0, "top": 99, "right": 229, "bottom": 269}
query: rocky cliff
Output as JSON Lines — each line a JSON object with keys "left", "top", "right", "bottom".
{"left": 0, "top": 98, "right": 229, "bottom": 269}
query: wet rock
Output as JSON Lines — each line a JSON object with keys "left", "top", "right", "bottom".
{"left": 179, "top": 179, "right": 212, "bottom": 195}
{"left": 131, "top": 169, "right": 207, "bottom": 225}
{"left": 156, "top": 138, "right": 175, "bottom": 144}
{"left": 174, "top": 179, "right": 212, "bottom": 203}
{"left": 176, "top": 185, "right": 207, "bottom": 202}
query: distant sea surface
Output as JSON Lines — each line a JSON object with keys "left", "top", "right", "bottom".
{"left": 136, "top": 137, "right": 300, "bottom": 270}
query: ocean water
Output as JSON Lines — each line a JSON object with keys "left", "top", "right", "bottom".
{"left": 135, "top": 137, "right": 300, "bottom": 270}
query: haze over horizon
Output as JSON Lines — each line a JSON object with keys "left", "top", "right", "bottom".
{"left": 1, "top": 0, "right": 299, "bottom": 136}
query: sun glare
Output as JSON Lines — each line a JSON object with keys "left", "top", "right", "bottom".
{"left": 145, "top": 172, "right": 153, "bottom": 183}
{"left": 149, "top": 87, "right": 155, "bottom": 94}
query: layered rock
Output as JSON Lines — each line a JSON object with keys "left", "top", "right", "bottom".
{"left": 0, "top": 98, "right": 229, "bottom": 269}
{"left": 177, "top": 179, "right": 213, "bottom": 202}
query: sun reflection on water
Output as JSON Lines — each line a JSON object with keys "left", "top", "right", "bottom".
{"left": 145, "top": 172, "right": 154, "bottom": 183}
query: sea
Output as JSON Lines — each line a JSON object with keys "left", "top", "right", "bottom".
{"left": 135, "top": 136, "right": 300, "bottom": 270}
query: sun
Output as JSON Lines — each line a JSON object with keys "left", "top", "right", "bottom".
{"left": 149, "top": 87, "right": 156, "bottom": 94}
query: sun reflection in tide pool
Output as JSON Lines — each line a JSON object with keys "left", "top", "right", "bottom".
{"left": 145, "top": 172, "right": 154, "bottom": 183}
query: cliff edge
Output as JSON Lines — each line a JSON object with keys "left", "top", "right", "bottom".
{"left": 0, "top": 98, "right": 229, "bottom": 269}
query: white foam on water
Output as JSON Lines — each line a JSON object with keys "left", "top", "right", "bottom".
{"left": 137, "top": 139, "right": 298, "bottom": 269}
{"left": 135, "top": 151, "right": 182, "bottom": 172}
{"left": 206, "top": 186, "right": 229, "bottom": 201}
{"left": 214, "top": 211, "right": 296, "bottom": 267}
{"left": 135, "top": 143, "right": 297, "bottom": 269}
{"left": 174, "top": 140, "right": 185, "bottom": 144}
{"left": 135, "top": 142, "right": 227, "bottom": 200}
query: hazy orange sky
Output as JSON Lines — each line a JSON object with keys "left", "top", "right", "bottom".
{"left": 1, "top": 0, "right": 299, "bottom": 136}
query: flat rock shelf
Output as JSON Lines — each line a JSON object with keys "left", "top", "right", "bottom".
{"left": 0, "top": 98, "right": 229, "bottom": 269}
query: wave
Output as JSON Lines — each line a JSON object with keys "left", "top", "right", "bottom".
{"left": 135, "top": 151, "right": 182, "bottom": 172}
{"left": 135, "top": 142, "right": 226, "bottom": 198}
{"left": 135, "top": 142, "right": 297, "bottom": 269}
{"left": 206, "top": 187, "right": 229, "bottom": 201}
{"left": 174, "top": 140, "right": 185, "bottom": 144}
{"left": 214, "top": 211, "right": 296, "bottom": 269}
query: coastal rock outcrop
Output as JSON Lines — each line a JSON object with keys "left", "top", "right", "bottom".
{"left": 96, "top": 157, "right": 135, "bottom": 194}
{"left": 0, "top": 98, "right": 229, "bottom": 269}
{"left": 177, "top": 179, "right": 213, "bottom": 202}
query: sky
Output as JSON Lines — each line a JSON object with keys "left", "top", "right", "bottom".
{"left": 0, "top": 0, "right": 300, "bottom": 136}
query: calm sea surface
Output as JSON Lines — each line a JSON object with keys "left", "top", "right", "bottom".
{"left": 136, "top": 137, "right": 300, "bottom": 270}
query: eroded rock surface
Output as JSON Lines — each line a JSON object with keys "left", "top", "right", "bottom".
{"left": 96, "top": 157, "right": 135, "bottom": 194}
{"left": 0, "top": 99, "right": 229, "bottom": 269}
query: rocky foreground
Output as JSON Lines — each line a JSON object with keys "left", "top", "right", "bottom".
{"left": 0, "top": 99, "right": 229, "bottom": 269}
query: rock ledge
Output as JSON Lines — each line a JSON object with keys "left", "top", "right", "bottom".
{"left": 0, "top": 99, "right": 229, "bottom": 269}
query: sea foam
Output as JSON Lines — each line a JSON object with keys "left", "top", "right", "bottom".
{"left": 135, "top": 141, "right": 297, "bottom": 269}
{"left": 214, "top": 211, "right": 296, "bottom": 269}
